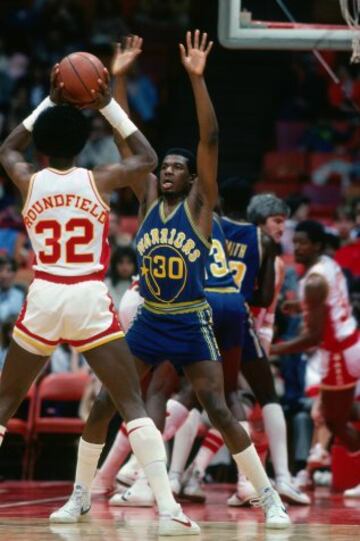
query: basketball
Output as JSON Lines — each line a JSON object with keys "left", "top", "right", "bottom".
{"left": 58, "top": 52, "right": 106, "bottom": 106}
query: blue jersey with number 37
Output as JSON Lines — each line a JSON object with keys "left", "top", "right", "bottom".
{"left": 135, "top": 198, "right": 210, "bottom": 304}
{"left": 220, "top": 217, "right": 262, "bottom": 301}
{"left": 204, "top": 215, "right": 237, "bottom": 290}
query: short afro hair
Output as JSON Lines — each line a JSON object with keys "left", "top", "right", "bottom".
{"left": 295, "top": 220, "right": 326, "bottom": 247}
{"left": 162, "top": 148, "right": 196, "bottom": 175}
{"left": 33, "top": 105, "right": 90, "bottom": 159}
{"left": 247, "top": 194, "right": 289, "bottom": 224}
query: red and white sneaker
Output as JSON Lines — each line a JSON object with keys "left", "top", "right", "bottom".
{"left": 158, "top": 504, "right": 200, "bottom": 536}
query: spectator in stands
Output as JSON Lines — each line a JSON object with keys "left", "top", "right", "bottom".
{"left": 281, "top": 195, "right": 310, "bottom": 255}
{"left": 0, "top": 207, "right": 30, "bottom": 266}
{"left": 333, "top": 205, "right": 355, "bottom": 246}
{"left": 105, "top": 246, "right": 137, "bottom": 310}
{"left": 311, "top": 147, "right": 353, "bottom": 191}
{"left": 77, "top": 116, "right": 119, "bottom": 169}
{"left": 0, "top": 255, "right": 24, "bottom": 324}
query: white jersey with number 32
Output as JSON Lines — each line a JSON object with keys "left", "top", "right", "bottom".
{"left": 22, "top": 167, "right": 110, "bottom": 277}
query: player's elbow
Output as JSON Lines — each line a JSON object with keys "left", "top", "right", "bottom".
{"left": 142, "top": 147, "right": 158, "bottom": 172}
{"left": 204, "top": 129, "right": 219, "bottom": 146}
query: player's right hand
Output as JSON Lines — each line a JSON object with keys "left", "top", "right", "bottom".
{"left": 87, "top": 68, "right": 112, "bottom": 110}
{"left": 111, "top": 35, "right": 143, "bottom": 77}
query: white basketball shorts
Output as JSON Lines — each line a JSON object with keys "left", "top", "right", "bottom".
{"left": 13, "top": 278, "right": 124, "bottom": 356}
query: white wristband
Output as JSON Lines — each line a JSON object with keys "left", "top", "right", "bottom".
{"left": 100, "top": 98, "right": 137, "bottom": 139}
{"left": 23, "top": 97, "right": 56, "bottom": 132}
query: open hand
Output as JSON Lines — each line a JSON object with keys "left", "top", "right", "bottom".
{"left": 179, "top": 30, "right": 213, "bottom": 77}
{"left": 111, "top": 35, "right": 143, "bottom": 77}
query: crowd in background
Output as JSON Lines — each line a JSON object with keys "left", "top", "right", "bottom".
{"left": 0, "top": 0, "right": 359, "bottom": 481}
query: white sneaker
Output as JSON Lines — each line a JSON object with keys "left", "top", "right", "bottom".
{"left": 109, "top": 477, "right": 155, "bottom": 507}
{"left": 227, "top": 479, "right": 257, "bottom": 507}
{"left": 276, "top": 479, "right": 311, "bottom": 505}
{"left": 344, "top": 484, "right": 360, "bottom": 498}
{"left": 169, "top": 472, "right": 182, "bottom": 497}
{"left": 49, "top": 485, "right": 91, "bottom": 523}
{"left": 293, "top": 469, "right": 313, "bottom": 490}
{"left": 158, "top": 504, "right": 200, "bottom": 536}
{"left": 307, "top": 443, "right": 331, "bottom": 470}
{"left": 182, "top": 466, "right": 206, "bottom": 503}
{"left": 116, "top": 455, "right": 141, "bottom": 487}
{"left": 252, "top": 487, "right": 291, "bottom": 529}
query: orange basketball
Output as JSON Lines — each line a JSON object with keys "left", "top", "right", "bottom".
{"left": 58, "top": 52, "right": 106, "bottom": 106}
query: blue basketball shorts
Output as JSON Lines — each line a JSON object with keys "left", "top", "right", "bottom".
{"left": 242, "top": 305, "right": 265, "bottom": 362}
{"left": 205, "top": 290, "right": 246, "bottom": 351}
{"left": 125, "top": 301, "right": 221, "bottom": 369}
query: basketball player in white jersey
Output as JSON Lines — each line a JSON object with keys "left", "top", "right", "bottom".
{"left": 0, "top": 67, "right": 199, "bottom": 535}
{"left": 271, "top": 221, "right": 360, "bottom": 457}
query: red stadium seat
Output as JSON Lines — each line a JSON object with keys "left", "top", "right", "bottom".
{"left": 28, "top": 372, "right": 91, "bottom": 478}
{"left": 263, "top": 151, "right": 306, "bottom": 182}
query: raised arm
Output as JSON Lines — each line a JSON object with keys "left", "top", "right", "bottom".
{"left": 181, "top": 30, "right": 218, "bottom": 210}
{"left": 89, "top": 65, "right": 155, "bottom": 194}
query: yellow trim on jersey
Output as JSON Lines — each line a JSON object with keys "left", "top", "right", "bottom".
{"left": 76, "top": 331, "right": 125, "bottom": 352}
{"left": 184, "top": 200, "right": 212, "bottom": 250}
{"left": 13, "top": 327, "right": 55, "bottom": 355}
{"left": 88, "top": 170, "right": 110, "bottom": 211}
{"left": 47, "top": 167, "right": 77, "bottom": 175}
{"left": 204, "top": 286, "right": 239, "bottom": 293}
{"left": 144, "top": 298, "right": 209, "bottom": 315}
{"left": 21, "top": 173, "right": 37, "bottom": 216}
{"left": 159, "top": 199, "right": 181, "bottom": 223}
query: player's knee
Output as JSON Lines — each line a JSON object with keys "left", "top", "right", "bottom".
{"left": 197, "top": 390, "right": 232, "bottom": 430}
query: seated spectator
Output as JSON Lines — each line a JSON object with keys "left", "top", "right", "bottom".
{"left": 0, "top": 207, "right": 30, "bottom": 266}
{"left": 311, "top": 148, "right": 353, "bottom": 191}
{"left": 0, "top": 255, "right": 24, "bottom": 324}
{"left": 333, "top": 205, "right": 355, "bottom": 246}
{"left": 281, "top": 195, "right": 310, "bottom": 255}
{"left": 105, "top": 246, "right": 137, "bottom": 310}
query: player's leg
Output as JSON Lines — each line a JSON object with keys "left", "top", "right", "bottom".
{"left": 184, "top": 359, "right": 290, "bottom": 528}
{"left": 0, "top": 340, "right": 49, "bottom": 446}
{"left": 321, "top": 387, "right": 360, "bottom": 452}
{"left": 51, "top": 339, "right": 198, "bottom": 534}
{"left": 241, "top": 323, "right": 310, "bottom": 505}
{"left": 145, "top": 361, "right": 180, "bottom": 432}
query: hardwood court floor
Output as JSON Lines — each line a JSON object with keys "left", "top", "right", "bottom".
{"left": 0, "top": 482, "right": 359, "bottom": 540}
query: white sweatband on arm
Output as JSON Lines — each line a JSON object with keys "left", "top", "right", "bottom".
{"left": 99, "top": 98, "right": 137, "bottom": 139}
{"left": 23, "top": 97, "right": 56, "bottom": 132}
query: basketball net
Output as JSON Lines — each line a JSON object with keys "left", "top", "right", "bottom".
{"left": 340, "top": 0, "right": 360, "bottom": 62}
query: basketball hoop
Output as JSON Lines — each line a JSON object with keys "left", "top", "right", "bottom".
{"left": 340, "top": 0, "right": 360, "bottom": 62}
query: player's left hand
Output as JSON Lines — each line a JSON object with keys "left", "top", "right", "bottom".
{"left": 179, "top": 30, "right": 213, "bottom": 77}
{"left": 50, "top": 64, "right": 65, "bottom": 104}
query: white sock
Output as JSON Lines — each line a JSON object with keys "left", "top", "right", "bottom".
{"left": 75, "top": 438, "right": 104, "bottom": 492}
{"left": 193, "top": 428, "right": 224, "bottom": 477}
{"left": 127, "top": 417, "right": 178, "bottom": 515}
{"left": 233, "top": 444, "right": 272, "bottom": 495}
{"left": 97, "top": 423, "right": 131, "bottom": 483}
{"left": 0, "top": 425, "right": 6, "bottom": 447}
{"left": 262, "top": 403, "right": 291, "bottom": 483}
{"left": 169, "top": 408, "right": 201, "bottom": 477}
{"left": 163, "top": 399, "right": 189, "bottom": 441}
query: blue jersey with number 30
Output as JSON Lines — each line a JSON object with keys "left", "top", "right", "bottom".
{"left": 135, "top": 198, "right": 210, "bottom": 305}
{"left": 220, "top": 217, "right": 262, "bottom": 301}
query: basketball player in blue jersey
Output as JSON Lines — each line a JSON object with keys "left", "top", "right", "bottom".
{"left": 61, "top": 31, "right": 290, "bottom": 529}
{"left": 221, "top": 180, "right": 310, "bottom": 505}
